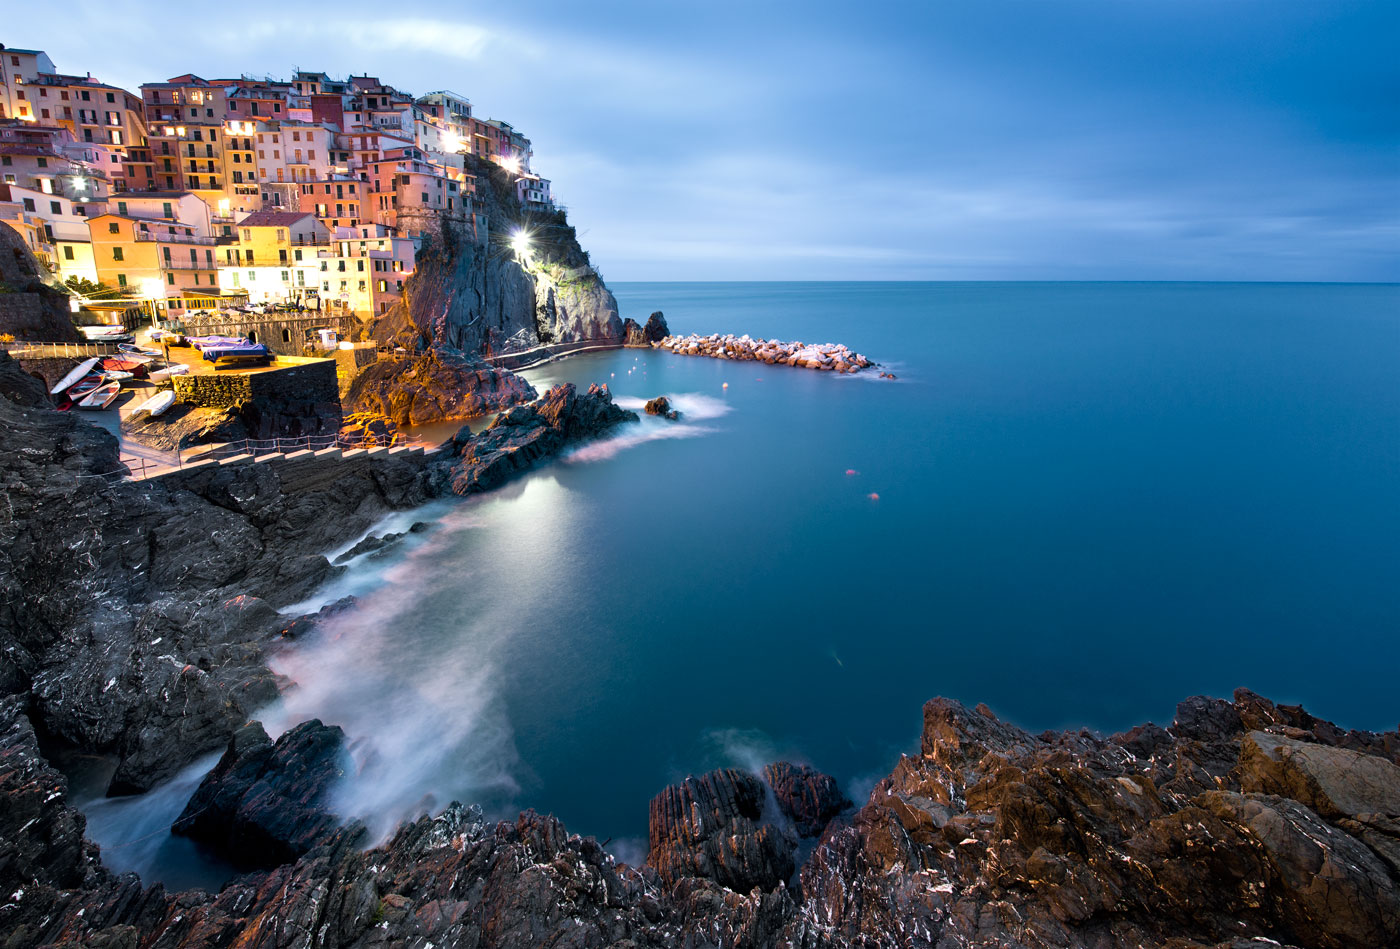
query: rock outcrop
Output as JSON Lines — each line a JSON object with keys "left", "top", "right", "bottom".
{"left": 643, "top": 395, "right": 678, "bottom": 419}
{"left": 624, "top": 310, "right": 670, "bottom": 347}
{"left": 345, "top": 345, "right": 537, "bottom": 426}
{"left": 0, "top": 225, "right": 81, "bottom": 342}
{"left": 173, "top": 720, "right": 350, "bottom": 870}
{"left": 4, "top": 683, "right": 1399, "bottom": 948}
{"left": 648, "top": 768, "right": 796, "bottom": 893}
{"left": 338, "top": 410, "right": 401, "bottom": 447}
{"left": 431, "top": 382, "right": 637, "bottom": 494}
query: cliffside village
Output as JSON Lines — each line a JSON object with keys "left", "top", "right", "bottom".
{"left": 0, "top": 43, "right": 555, "bottom": 346}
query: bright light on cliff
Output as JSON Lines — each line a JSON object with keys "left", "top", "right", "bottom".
{"left": 510, "top": 229, "right": 532, "bottom": 259}
{"left": 499, "top": 155, "right": 521, "bottom": 175}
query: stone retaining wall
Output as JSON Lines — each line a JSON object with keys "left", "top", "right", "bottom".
{"left": 173, "top": 359, "right": 338, "bottom": 411}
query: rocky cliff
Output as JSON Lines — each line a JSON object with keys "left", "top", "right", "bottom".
{"left": 0, "top": 224, "right": 81, "bottom": 342}
{"left": 347, "top": 158, "right": 622, "bottom": 425}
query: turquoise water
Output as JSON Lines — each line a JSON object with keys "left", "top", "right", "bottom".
{"left": 92, "top": 282, "right": 1400, "bottom": 883}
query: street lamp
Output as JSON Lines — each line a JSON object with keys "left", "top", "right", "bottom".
{"left": 140, "top": 277, "right": 164, "bottom": 324}
{"left": 509, "top": 228, "right": 532, "bottom": 260}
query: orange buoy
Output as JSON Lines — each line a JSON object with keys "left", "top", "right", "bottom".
{"left": 867, "top": 492, "right": 880, "bottom": 501}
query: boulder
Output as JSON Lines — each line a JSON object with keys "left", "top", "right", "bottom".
{"left": 643, "top": 395, "right": 679, "bottom": 420}
{"left": 340, "top": 410, "right": 401, "bottom": 447}
{"left": 173, "top": 719, "right": 350, "bottom": 870}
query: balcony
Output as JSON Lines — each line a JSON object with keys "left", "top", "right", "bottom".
{"left": 135, "top": 231, "right": 217, "bottom": 245}
{"left": 159, "top": 257, "right": 217, "bottom": 270}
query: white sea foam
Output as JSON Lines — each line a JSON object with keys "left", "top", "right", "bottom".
{"left": 567, "top": 392, "right": 732, "bottom": 463}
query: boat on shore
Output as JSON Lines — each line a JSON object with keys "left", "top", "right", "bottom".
{"left": 76, "top": 380, "right": 121, "bottom": 410}
{"left": 66, "top": 372, "right": 107, "bottom": 401}
{"left": 148, "top": 363, "right": 191, "bottom": 381}
{"left": 50, "top": 357, "right": 101, "bottom": 395}
{"left": 118, "top": 344, "right": 162, "bottom": 363}
{"left": 101, "top": 358, "right": 149, "bottom": 379}
{"left": 130, "top": 390, "right": 176, "bottom": 418}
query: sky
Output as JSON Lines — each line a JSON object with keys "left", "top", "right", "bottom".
{"left": 7, "top": 0, "right": 1398, "bottom": 280}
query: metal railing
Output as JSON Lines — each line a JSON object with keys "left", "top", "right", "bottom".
{"left": 1, "top": 340, "right": 120, "bottom": 357}
{"left": 135, "top": 231, "right": 218, "bottom": 245}
{"left": 86, "top": 431, "right": 428, "bottom": 483}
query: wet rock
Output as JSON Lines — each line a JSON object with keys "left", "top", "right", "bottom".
{"left": 173, "top": 719, "right": 351, "bottom": 870}
{"left": 643, "top": 395, "right": 679, "bottom": 420}
{"left": 276, "top": 595, "right": 359, "bottom": 640}
{"left": 648, "top": 768, "right": 796, "bottom": 893}
{"left": 346, "top": 345, "right": 537, "bottom": 426}
{"left": 762, "top": 762, "right": 851, "bottom": 837}
{"left": 433, "top": 382, "right": 637, "bottom": 495}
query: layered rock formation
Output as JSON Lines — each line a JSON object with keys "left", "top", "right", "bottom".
{"left": 430, "top": 382, "right": 637, "bottom": 494}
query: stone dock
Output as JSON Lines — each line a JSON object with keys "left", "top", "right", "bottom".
{"left": 652, "top": 333, "right": 874, "bottom": 372}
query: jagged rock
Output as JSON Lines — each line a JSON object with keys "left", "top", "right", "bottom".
{"left": 173, "top": 719, "right": 350, "bottom": 870}
{"left": 0, "top": 696, "right": 99, "bottom": 892}
{"left": 648, "top": 768, "right": 796, "bottom": 893}
{"left": 346, "top": 345, "right": 537, "bottom": 426}
{"left": 762, "top": 762, "right": 851, "bottom": 837}
{"left": 433, "top": 382, "right": 637, "bottom": 495}
{"left": 624, "top": 312, "right": 669, "bottom": 347}
{"left": 339, "top": 410, "right": 400, "bottom": 447}
{"left": 0, "top": 225, "right": 81, "bottom": 342}
{"left": 643, "top": 395, "right": 679, "bottom": 419}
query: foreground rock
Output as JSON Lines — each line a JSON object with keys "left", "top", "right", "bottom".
{"left": 431, "top": 382, "right": 637, "bottom": 494}
{"left": 5, "top": 688, "right": 1399, "bottom": 947}
{"left": 346, "top": 345, "right": 537, "bottom": 426}
{"left": 338, "top": 410, "right": 401, "bottom": 447}
{"left": 655, "top": 332, "right": 875, "bottom": 373}
{"left": 624, "top": 310, "right": 670, "bottom": 347}
{"left": 173, "top": 720, "right": 349, "bottom": 870}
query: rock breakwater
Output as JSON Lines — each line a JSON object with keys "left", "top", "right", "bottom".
{"left": 654, "top": 333, "right": 875, "bottom": 373}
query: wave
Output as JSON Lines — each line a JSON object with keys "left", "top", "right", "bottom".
{"left": 569, "top": 392, "right": 732, "bottom": 463}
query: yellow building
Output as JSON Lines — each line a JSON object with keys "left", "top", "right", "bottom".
{"left": 87, "top": 212, "right": 220, "bottom": 318}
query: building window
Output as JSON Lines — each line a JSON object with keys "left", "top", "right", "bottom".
{"left": 167, "top": 273, "right": 175, "bottom": 285}
{"left": 50, "top": 201, "right": 61, "bottom": 214}
{"left": 63, "top": 246, "right": 74, "bottom": 260}
{"left": 108, "top": 222, "right": 120, "bottom": 234}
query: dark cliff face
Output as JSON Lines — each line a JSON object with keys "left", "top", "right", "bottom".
{"left": 374, "top": 158, "right": 622, "bottom": 358}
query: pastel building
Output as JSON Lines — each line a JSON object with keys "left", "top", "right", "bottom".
{"left": 87, "top": 211, "right": 220, "bottom": 316}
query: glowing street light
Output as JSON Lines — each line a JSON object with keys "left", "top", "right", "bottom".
{"left": 509, "top": 228, "right": 532, "bottom": 260}
{"left": 498, "top": 155, "right": 521, "bottom": 175}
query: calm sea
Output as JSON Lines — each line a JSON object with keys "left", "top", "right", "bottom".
{"left": 83, "top": 282, "right": 1400, "bottom": 887}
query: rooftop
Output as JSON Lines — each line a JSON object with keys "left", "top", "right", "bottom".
{"left": 236, "top": 210, "right": 318, "bottom": 227}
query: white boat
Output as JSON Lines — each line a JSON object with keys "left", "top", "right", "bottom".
{"left": 76, "top": 380, "right": 121, "bottom": 410}
{"left": 148, "top": 363, "right": 191, "bottom": 381}
{"left": 50, "top": 357, "right": 101, "bottom": 395}
{"left": 131, "top": 389, "right": 176, "bottom": 418}
{"left": 117, "top": 344, "right": 160, "bottom": 363}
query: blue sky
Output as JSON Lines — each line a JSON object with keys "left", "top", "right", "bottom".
{"left": 8, "top": 0, "right": 1398, "bottom": 280}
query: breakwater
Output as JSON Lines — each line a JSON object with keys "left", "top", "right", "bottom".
{"left": 652, "top": 333, "right": 874, "bottom": 372}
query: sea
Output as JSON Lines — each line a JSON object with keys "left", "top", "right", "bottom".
{"left": 75, "top": 281, "right": 1400, "bottom": 889}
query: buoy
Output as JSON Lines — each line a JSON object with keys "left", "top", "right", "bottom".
{"left": 722, "top": 382, "right": 728, "bottom": 389}
{"left": 845, "top": 469, "right": 858, "bottom": 476}
{"left": 867, "top": 493, "right": 880, "bottom": 501}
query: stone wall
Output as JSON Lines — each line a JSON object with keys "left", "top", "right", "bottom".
{"left": 173, "top": 359, "right": 338, "bottom": 410}
{"left": 176, "top": 314, "right": 356, "bottom": 356}
{"left": 172, "top": 358, "right": 342, "bottom": 439}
